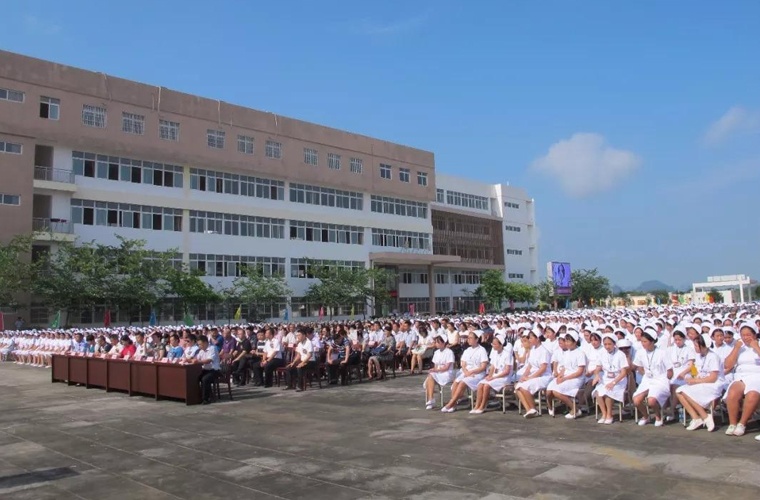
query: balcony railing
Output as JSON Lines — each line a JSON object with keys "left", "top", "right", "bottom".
{"left": 34, "top": 166, "right": 75, "bottom": 184}
{"left": 33, "top": 217, "right": 74, "bottom": 234}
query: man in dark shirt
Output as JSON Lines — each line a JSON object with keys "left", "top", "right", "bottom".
{"left": 231, "top": 328, "right": 252, "bottom": 385}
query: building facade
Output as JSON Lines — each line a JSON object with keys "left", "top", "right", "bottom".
{"left": 0, "top": 50, "right": 537, "bottom": 325}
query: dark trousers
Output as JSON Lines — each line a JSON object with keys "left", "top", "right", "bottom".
{"left": 199, "top": 369, "right": 219, "bottom": 402}
{"left": 285, "top": 361, "right": 316, "bottom": 388}
{"left": 260, "top": 358, "right": 284, "bottom": 387}
{"left": 232, "top": 357, "right": 249, "bottom": 384}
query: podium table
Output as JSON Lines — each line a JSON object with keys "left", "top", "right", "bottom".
{"left": 52, "top": 354, "right": 203, "bottom": 405}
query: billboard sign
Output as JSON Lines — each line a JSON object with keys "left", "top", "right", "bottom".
{"left": 548, "top": 262, "right": 572, "bottom": 296}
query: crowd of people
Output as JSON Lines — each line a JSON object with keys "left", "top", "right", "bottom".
{"left": 2, "top": 303, "right": 759, "bottom": 441}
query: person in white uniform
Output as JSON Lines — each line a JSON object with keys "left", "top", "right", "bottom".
{"left": 722, "top": 324, "right": 760, "bottom": 438}
{"left": 592, "top": 334, "right": 630, "bottom": 424}
{"left": 515, "top": 331, "right": 552, "bottom": 418}
{"left": 667, "top": 329, "right": 695, "bottom": 419}
{"left": 632, "top": 330, "right": 674, "bottom": 427}
{"left": 676, "top": 335, "right": 724, "bottom": 432}
{"left": 423, "top": 336, "right": 455, "bottom": 410}
{"left": 441, "top": 331, "right": 489, "bottom": 413}
{"left": 546, "top": 330, "right": 587, "bottom": 419}
{"left": 470, "top": 333, "right": 514, "bottom": 414}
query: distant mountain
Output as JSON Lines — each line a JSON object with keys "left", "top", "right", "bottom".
{"left": 634, "top": 280, "right": 675, "bottom": 293}
{"left": 612, "top": 285, "right": 624, "bottom": 295}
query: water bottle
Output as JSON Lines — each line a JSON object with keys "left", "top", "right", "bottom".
{"left": 677, "top": 406, "right": 684, "bottom": 423}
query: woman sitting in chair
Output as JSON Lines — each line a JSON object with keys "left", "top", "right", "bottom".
{"left": 470, "top": 333, "right": 514, "bottom": 414}
{"left": 410, "top": 326, "right": 434, "bottom": 375}
{"left": 515, "top": 330, "right": 552, "bottom": 418}
{"left": 632, "top": 330, "right": 674, "bottom": 427}
{"left": 545, "top": 330, "right": 587, "bottom": 419}
{"left": 722, "top": 324, "right": 760, "bottom": 438}
{"left": 423, "top": 336, "right": 455, "bottom": 410}
{"left": 676, "top": 335, "right": 724, "bottom": 431}
{"left": 592, "top": 334, "right": 630, "bottom": 424}
{"left": 367, "top": 326, "right": 396, "bottom": 380}
{"left": 440, "top": 331, "right": 489, "bottom": 413}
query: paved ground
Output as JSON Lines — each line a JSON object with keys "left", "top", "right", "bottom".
{"left": 0, "top": 364, "right": 759, "bottom": 500}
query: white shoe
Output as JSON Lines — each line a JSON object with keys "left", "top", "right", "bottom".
{"left": 425, "top": 399, "right": 435, "bottom": 410}
{"left": 597, "top": 417, "right": 607, "bottom": 424}
{"left": 637, "top": 417, "right": 649, "bottom": 426}
{"left": 441, "top": 406, "right": 455, "bottom": 413}
{"left": 524, "top": 408, "right": 539, "bottom": 419}
{"left": 733, "top": 424, "right": 746, "bottom": 436}
{"left": 686, "top": 419, "right": 704, "bottom": 431}
{"left": 704, "top": 415, "right": 715, "bottom": 432}
{"left": 754, "top": 434, "right": 760, "bottom": 441}
{"left": 603, "top": 418, "right": 614, "bottom": 425}
{"left": 565, "top": 410, "right": 581, "bottom": 420}
{"left": 654, "top": 419, "right": 664, "bottom": 427}
{"left": 725, "top": 425, "right": 737, "bottom": 435}
{"left": 469, "top": 409, "right": 483, "bottom": 415}
{"left": 547, "top": 408, "right": 555, "bottom": 417}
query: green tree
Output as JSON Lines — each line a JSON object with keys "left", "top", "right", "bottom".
{"left": 754, "top": 285, "right": 760, "bottom": 300}
{"left": 166, "top": 264, "right": 221, "bottom": 320}
{"left": 570, "top": 268, "right": 612, "bottom": 306}
{"left": 0, "top": 235, "right": 34, "bottom": 310}
{"left": 505, "top": 281, "right": 536, "bottom": 305}
{"left": 366, "top": 266, "right": 397, "bottom": 317}
{"left": 534, "top": 278, "right": 554, "bottom": 306}
{"left": 304, "top": 264, "right": 365, "bottom": 319}
{"left": 650, "top": 289, "right": 670, "bottom": 306}
{"left": 707, "top": 288, "right": 724, "bottom": 304}
{"left": 233, "top": 265, "right": 291, "bottom": 321}
{"left": 480, "top": 270, "right": 507, "bottom": 310}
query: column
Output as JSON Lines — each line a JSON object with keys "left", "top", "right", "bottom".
{"left": 739, "top": 284, "right": 745, "bottom": 303}
{"left": 428, "top": 264, "right": 435, "bottom": 314}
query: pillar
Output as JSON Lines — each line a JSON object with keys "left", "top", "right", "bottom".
{"left": 428, "top": 264, "right": 435, "bottom": 315}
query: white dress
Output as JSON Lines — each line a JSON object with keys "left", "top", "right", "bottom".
{"left": 515, "top": 345, "right": 552, "bottom": 395}
{"left": 455, "top": 345, "right": 489, "bottom": 390}
{"left": 632, "top": 348, "right": 673, "bottom": 407}
{"left": 676, "top": 351, "right": 725, "bottom": 408}
{"left": 546, "top": 348, "right": 587, "bottom": 397}
{"left": 592, "top": 349, "right": 629, "bottom": 402}
{"left": 668, "top": 344, "right": 695, "bottom": 387}
{"left": 426, "top": 348, "right": 455, "bottom": 387}
{"left": 725, "top": 345, "right": 760, "bottom": 396}
{"left": 480, "top": 344, "right": 515, "bottom": 391}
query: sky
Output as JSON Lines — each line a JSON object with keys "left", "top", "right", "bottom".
{"left": 2, "top": 0, "right": 759, "bottom": 290}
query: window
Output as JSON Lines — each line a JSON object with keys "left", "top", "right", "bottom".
{"left": 401, "top": 271, "right": 428, "bottom": 284}
{"left": 191, "top": 254, "right": 286, "bottom": 278}
{"left": 0, "top": 194, "right": 20, "bottom": 206}
{"left": 505, "top": 201, "right": 520, "bottom": 209}
{"left": 190, "top": 168, "right": 284, "bottom": 200}
{"left": 290, "top": 258, "right": 364, "bottom": 278}
{"left": 82, "top": 104, "right": 106, "bottom": 128}
{"left": 380, "top": 164, "right": 391, "bottom": 179}
{"left": 417, "top": 171, "right": 428, "bottom": 186}
{"left": 39, "top": 97, "right": 60, "bottom": 120}
{"left": 0, "top": 141, "right": 22, "bottom": 154}
{"left": 371, "top": 228, "right": 431, "bottom": 251}
{"left": 189, "top": 211, "right": 285, "bottom": 239}
{"left": 436, "top": 189, "right": 444, "bottom": 203}
{"left": 290, "top": 183, "right": 363, "bottom": 210}
{"left": 72, "top": 151, "right": 183, "bottom": 188}
{"left": 399, "top": 168, "right": 410, "bottom": 183}
{"left": 266, "top": 140, "right": 282, "bottom": 159}
{"left": 0, "top": 88, "right": 24, "bottom": 103}
{"left": 237, "top": 135, "right": 254, "bottom": 154}
{"left": 506, "top": 249, "right": 523, "bottom": 256}
{"left": 445, "top": 190, "right": 489, "bottom": 210}
{"left": 159, "top": 119, "right": 180, "bottom": 141}
{"left": 370, "top": 195, "right": 428, "bottom": 218}
{"left": 452, "top": 271, "right": 483, "bottom": 285}
{"left": 508, "top": 273, "right": 525, "bottom": 279}
{"left": 71, "top": 199, "right": 182, "bottom": 231}
{"left": 207, "top": 129, "right": 225, "bottom": 149}
{"left": 328, "top": 153, "right": 341, "bottom": 170}
{"left": 505, "top": 225, "right": 521, "bottom": 232}
{"left": 350, "top": 157, "right": 363, "bottom": 174}
{"left": 304, "top": 148, "right": 318, "bottom": 166}
{"left": 122, "top": 112, "right": 145, "bottom": 135}
{"left": 435, "top": 272, "right": 449, "bottom": 284}
{"left": 289, "top": 220, "right": 364, "bottom": 245}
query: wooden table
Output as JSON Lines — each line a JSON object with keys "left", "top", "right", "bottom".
{"left": 52, "top": 354, "right": 203, "bottom": 405}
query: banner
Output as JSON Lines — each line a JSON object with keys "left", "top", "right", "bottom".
{"left": 104, "top": 309, "right": 111, "bottom": 328}
{"left": 149, "top": 310, "right": 157, "bottom": 326}
{"left": 283, "top": 308, "right": 289, "bottom": 322}
{"left": 233, "top": 306, "right": 242, "bottom": 321}
{"left": 0, "top": 312, "right": 4, "bottom": 331}
{"left": 50, "top": 310, "right": 61, "bottom": 329}
{"left": 478, "top": 303, "right": 486, "bottom": 315}
{"left": 318, "top": 306, "right": 324, "bottom": 320}
{"left": 409, "top": 303, "right": 415, "bottom": 315}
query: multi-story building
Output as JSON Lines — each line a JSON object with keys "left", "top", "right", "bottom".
{"left": 0, "top": 50, "right": 537, "bottom": 325}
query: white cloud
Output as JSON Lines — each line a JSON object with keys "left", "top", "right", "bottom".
{"left": 704, "top": 106, "right": 760, "bottom": 146}
{"left": 531, "top": 133, "right": 641, "bottom": 198}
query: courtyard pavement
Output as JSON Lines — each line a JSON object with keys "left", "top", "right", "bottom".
{"left": 0, "top": 363, "right": 759, "bottom": 500}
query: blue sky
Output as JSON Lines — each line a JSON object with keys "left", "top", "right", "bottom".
{"left": 3, "top": 0, "right": 759, "bottom": 290}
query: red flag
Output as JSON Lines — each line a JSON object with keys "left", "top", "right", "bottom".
{"left": 409, "top": 303, "right": 415, "bottom": 315}
{"left": 104, "top": 308, "right": 111, "bottom": 327}
{"left": 318, "top": 306, "right": 324, "bottom": 320}
{"left": 0, "top": 312, "right": 4, "bottom": 331}
{"left": 478, "top": 303, "right": 486, "bottom": 314}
